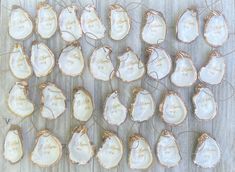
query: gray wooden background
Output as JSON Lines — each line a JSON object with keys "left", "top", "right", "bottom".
{"left": 0, "top": 0, "right": 235, "bottom": 171}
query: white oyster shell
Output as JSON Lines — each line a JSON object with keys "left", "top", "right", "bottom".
{"left": 171, "top": 51, "right": 197, "bottom": 87}
{"left": 30, "top": 42, "right": 55, "bottom": 77}
{"left": 199, "top": 50, "right": 225, "bottom": 85}
{"left": 36, "top": 2, "right": 57, "bottom": 39}
{"left": 146, "top": 46, "right": 172, "bottom": 80}
{"left": 9, "top": 6, "right": 33, "bottom": 40}
{"left": 176, "top": 8, "right": 199, "bottom": 43}
{"left": 116, "top": 48, "right": 145, "bottom": 82}
{"left": 130, "top": 88, "right": 155, "bottom": 122}
{"left": 193, "top": 85, "right": 217, "bottom": 120}
{"left": 103, "top": 91, "right": 127, "bottom": 126}
{"left": 159, "top": 92, "right": 187, "bottom": 125}
{"left": 204, "top": 11, "right": 228, "bottom": 47}
{"left": 109, "top": 4, "right": 130, "bottom": 40}
{"left": 8, "top": 82, "right": 34, "bottom": 117}
{"left": 89, "top": 46, "right": 114, "bottom": 81}
{"left": 31, "top": 130, "right": 62, "bottom": 167}
{"left": 73, "top": 88, "right": 93, "bottom": 122}
{"left": 9, "top": 43, "right": 32, "bottom": 80}
{"left": 142, "top": 10, "right": 166, "bottom": 45}
{"left": 59, "top": 6, "right": 82, "bottom": 42}
{"left": 81, "top": 4, "right": 106, "bottom": 39}
{"left": 128, "top": 134, "right": 153, "bottom": 170}
{"left": 4, "top": 126, "right": 23, "bottom": 163}
{"left": 58, "top": 42, "right": 84, "bottom": 76}
{"left": 40, "top": 83, "right": 66, "bottom": 119}
{"left": 68, "top": 126, "right": 94, "bottom": 164}
{"left": 156, "top": 130, "right": 181, "bottom": 168}
{"left": 97, "top": 131, "right": 123, "bottom": 169}
{"left": 194, "top": 133, "right": 221, "bottom": 168}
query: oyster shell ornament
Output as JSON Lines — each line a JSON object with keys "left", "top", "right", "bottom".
{"left": 193, "top": 84, "right": 217, "bottom": 120}
{"left": 128, "top": 134, "right": 153, "bottom": 170}
{"left": 116, "top": 48, "right": 145, "bottom": 82}
{"left": 96, "top": 131, "right": 123, "bottom": 169}
{"left": 146, "top": 46, "right": 172, "bottom": 80}
{"left": 8, "top": 81, "right": 34, "bottom": 117}
{"left": 89, "top": 46, "right": 115, "bottom": 81}
{"left": 73, "top": 88, "right": 93, "bottom": 122}
{"left": 81, "top": 4, "right": 106, "bottom": 39}
{"left": 159, "top": 91, "right": 187, "bottom": 125}
{"left": 31, "top": 130, "right": 62, "bottom": 167}
{"left": 9, "top": 43, "right": 32, "bottom": 80}
{"left": 199, "top": 50, "right": 225, "bottom": 85}
{"left": 9, "top": 6, "right": 33, "bottom": 40}
{"left": 194, "top": 133, "right": 221, "bottom": 168}
{"left": 130, "top": 88, "right": 155, "bottom": 122}
{"left": 36, "top": 2, "right": 57, "bottom": 39}
{"left": 171, "top": 51, "right": 197, "bottom": 87}
{"left": 142, "top": 10, "right": 167, "bottom": 45}
{"left": 30, "top": 41, "right": 55, "bottom": 77}
{"left": 59, "top": 6, "right": 83, "bottom": 42}
{"left": 204, "top": 11, "right": 228, "bottom": 47}
{"left": 156, "top": 130, "right": 181, "bottom": 168}
{"left": 4, "top": 126, "right": 23, "bottom": 164}
{"left": 40, "top": 83, "right": 66, "bottom": 119}
{"left": 68, "top": 126, "right": 94, "bottom": 164}
{"left": 58, "top": 42, "right": 84, "bottom": 76}
{"left": 109, "top": 4, "right": 130, "bottom": 40}
{"left": 176, "top": 8, "right": 199, "bottom": 43}
{"left": 103, "top": 91, "right": 127, "bottom": 126}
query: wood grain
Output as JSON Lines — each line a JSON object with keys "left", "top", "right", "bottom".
{"left": 0, "top": 0, "right": 235, "bottom": 171}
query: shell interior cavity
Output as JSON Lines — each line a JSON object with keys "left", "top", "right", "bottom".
{"left": 176, "top": 8, "right": 199, "bottom": 43}
{"left": 4, "top": 127, "right": 23, "bottom": 163}
{"left": 146, "top": 46, "right": 172, "bottom": 80}
{"left": 68, "top": 126, "right": 94, "bottom": 164}
{"left": 9, "top": 6, "right": 33, "bottom": 40}
{"left": 36, "top": 2, "right": 57, "bottom": 39}
{"left": 40, "top": 83, "right": 66, "bottom": 119}
{"left": 199, "top": 50, "right": 225, "bottom": 85}
{"left": 193, "top": 85, "right": 217, "bottom": 120}
{"left": 142, "top": 10, "right": 166, "bottom": 45}
{"left": 58, "top": 42, "right": 84, "bottom": 76}
{"left": 159, "top": 92, "right": 187, "bottom": 125}
{"left": 31, "top": 130, "right": 62, "bottom": 167}
{"left": 96, "top": 131, "right": 123, "bottom": 169}
{"left": 8, "top": 82, "right": 34, "bottom": 117}
{"left": 73, "top": 88, "right": 93, "bottom": 122}
{"left": 30, "top": 42, "right": 55, "bottom": 77}
{"left": 89, "top": 46, "right": 114, "bottom": 81}
{"left": 9, "top": 43, "right": 32, "bottom": 80}
{"left": 204, "top": 11, "right": 228, "bottom": 47}
{"left": 59, "top": 6, "right": 82, "bottom": 42}
{"left": 194, "top": 133, "right": 221, "bottom": 168}
{"left": 116, "top": 48, "right": 145, "bottom": 82}
{"left": 171, "top": 51, "right": 197, "bottom": 87}
{"left": 156, "top": 130, "right": 181, "bottom": 168}
{"left": 128, "top": 134, "right": 153, "bottom": 170}
{"left": 109, "top": 4, "right": 130, "bottom": 40}
{"left": 130, "top": 88, "right": 155, "bottom": 122}
{"left": 103, "top": 91, "right": 127, "bottom": 126}
{"left": 81, "top": 4, "right": 106, "bottom": 39}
